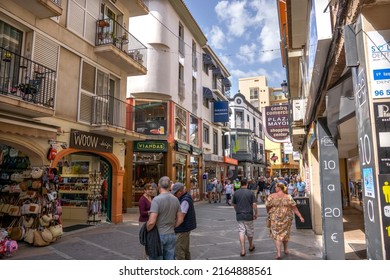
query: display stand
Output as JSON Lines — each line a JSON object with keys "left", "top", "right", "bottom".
{"left": 87, "top": 171, "right": 102, "bottom": 224}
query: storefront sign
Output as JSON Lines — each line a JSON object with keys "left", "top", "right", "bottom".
{"left": 70, "top": 130, "right": 113, "bottom": 153}
{"left": 213, "top": 101, "right": 229, "bottom": 122}
{"left": 378, "top": 174, "right": 390, "bottom": 259}
{"left": 224, "top": 156, "right": 238, "bottom": 165}
{"left": 175, "top": 141, "right": 191, "bottom": 153}
{"left": 134, "top": 141, "right": 167, "bottom": 152}
{"left": 191, "top": 146, "right": 202, "bottom": 155}
{"left": 317, "top": 118, "right": 345, "bottom": 260}
{"left": 374, "top": 102, "right": 390, "bottom": 174}
{"left": 263, "top": 105, "right": 290, "bottom": 143}
{"left": 204, "top": 154, "right": 223, "bottom": 162}
{"left": 367, "top": 30, "right": 390, "bottom": 99}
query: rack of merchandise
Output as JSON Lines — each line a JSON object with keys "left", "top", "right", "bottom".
{"left": 58, "top": 174, "right": 89, "bottom": 221}
{"left": 87, "top": 172, "right": 102, "bottom": 224}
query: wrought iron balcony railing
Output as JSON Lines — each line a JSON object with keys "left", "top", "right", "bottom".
{"left": 95, "top": 18, "right": 147, "bottom": 68}
{"left": 0, "top": 47, "right": 56, "bottom": 109}
{"left": 91, "top": 95, "right": 127, "bottom": 129}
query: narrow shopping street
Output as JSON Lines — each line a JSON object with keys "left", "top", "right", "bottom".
{"left": 3, "top": 200, "right": 337, "bottom": 260}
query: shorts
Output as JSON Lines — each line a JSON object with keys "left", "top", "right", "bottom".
{"left": 237, "top": 220, "right": 254, "bottom": 237}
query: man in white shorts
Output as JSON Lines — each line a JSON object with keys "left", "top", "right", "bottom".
{"left": 232, "top": 178, "right": 258, "bottom": 257}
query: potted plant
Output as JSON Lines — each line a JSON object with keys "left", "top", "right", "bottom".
{"left": 98, "top": 19, "right": 109, "bottom": 28}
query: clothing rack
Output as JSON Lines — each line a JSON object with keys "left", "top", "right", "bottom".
{"left": 87, "top": 171, "right": 102, "bottom": 224}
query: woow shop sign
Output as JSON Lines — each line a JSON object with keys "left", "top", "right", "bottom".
{"left": 263, "top": 105, "right": 290, "bottom": 143}
{"left": 70, "top": 130, "right": 113, "bottom": 153}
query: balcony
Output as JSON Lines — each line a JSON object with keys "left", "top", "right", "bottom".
{"left": 13, "top": 0, "right": 63, "bottom": 19}
{"left": 127, "top": 0, "right": 149, "bottom": 17}
{"left": 0, "top": 47, "right": 56, "bottom": 118}
{"left": 90, "top": 95, "right": 145, "bottom": 140}
{"left": 95, "top": 18, "right": 147, "bottom": 76}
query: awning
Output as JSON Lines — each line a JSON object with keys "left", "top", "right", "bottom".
{"left": 0, "top": 118, "right": 58, "bottom": 139}
{"left": 222, "top": 77, "right": 231, "bottom": 87}
{"left": 203, "top": 87, "right": 218, "bottom": 101}
{"left": 212, "top": 67, "right": 223, "bottom": 77}
{"left": 203, "top": 53, "right": 217, "bottom": 68}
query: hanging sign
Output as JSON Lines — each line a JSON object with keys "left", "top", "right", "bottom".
{"left": 263, "top": 105, "right": 290, "bottom": 142}
{"left": 70, "top": 130, "right": 113, "bottom": 153}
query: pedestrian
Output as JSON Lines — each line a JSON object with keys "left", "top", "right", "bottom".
{"left": 295, "top": 176, "right": 306, "bottom": 197}
{"left": 266, "top": 182, "right": 304, "bottom": 259}
{"left": 287, "top": 178, "right": 297, "bottom": 197}
{"left": 257, "top": 176, "right": 267, "bottom": 202}
{"left": 150, "top": 178, "right": 158, "bottom": 197}
{"left": 206, "top": 179, "right": 214, "bottom": 203}
{"left": 171, "top": 182, "right": 197, "bottom": 260}
{"left": 215, "top": 180, "right": 223, "bottom": 203}
{"left": 224, "top": 180, "right": 233, "bottom": 205}
{"left": 138, "top": 183, "right": 153, "bottom": 259}
{"left": 232, "top": 178, "right": 257, "bottom": 257}
{"left": 233, "top": 178, "right": 241, "bottom": 192}
{"left": 146, "top": 176, "right": 182, "bottom": 260}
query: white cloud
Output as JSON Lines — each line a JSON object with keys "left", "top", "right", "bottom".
{"left": 215, "top": 0, "right": 257, "bottom": 38}
{"left": 208, "top": 25, "right": 226, "bottom": 50}
{"left": 236, "top": 43, "right": 257, "bottom": 64}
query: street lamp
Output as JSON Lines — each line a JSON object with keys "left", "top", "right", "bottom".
{"left": 281, "top": 80, "right": 288, "bottom": 98}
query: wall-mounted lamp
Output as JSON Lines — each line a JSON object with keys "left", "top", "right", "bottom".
{"left": 281, "top": 80, "right": 288, "bottom": 98}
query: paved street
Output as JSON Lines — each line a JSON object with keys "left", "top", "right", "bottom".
{"left": 5, "top": 200, "right": 323, "bottom": 260}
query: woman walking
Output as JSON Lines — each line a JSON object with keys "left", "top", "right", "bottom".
{"left": 265, "top": 182, "right": 304, "bottom": 259}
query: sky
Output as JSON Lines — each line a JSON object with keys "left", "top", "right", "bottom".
{"left": 184, "top": 0, "right": 287, "bottom": 96}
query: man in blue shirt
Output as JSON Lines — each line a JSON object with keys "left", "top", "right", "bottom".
{"left": 295, "top": 176, "right": 306, "bottom": 197}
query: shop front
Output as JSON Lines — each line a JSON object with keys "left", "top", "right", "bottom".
{"left": 189, "top": 146, "right": 202, "bottom": 201}
{"left": 52, "top": 129, "right": 124, "bottom": 224}
{"left": 130, "top": 140, "right": 168, "bottom": 206}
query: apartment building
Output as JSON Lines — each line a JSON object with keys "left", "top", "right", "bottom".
{"left": 0, "top": 0, "right": 148, "bottom": 225}
{"left": 239, "top": 76, "right": 298, "bottom": 177}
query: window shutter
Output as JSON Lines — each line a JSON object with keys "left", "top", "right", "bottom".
{"left": 34, "top": 33, "right": 58, "bottom": 70}
{"left": 80, "top": 92, "right": 92, "bottom": 123}
{"left": 68, "top": 0, "right": 85, "bottom": 37}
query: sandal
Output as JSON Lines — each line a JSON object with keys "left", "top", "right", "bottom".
{"left": 249, "top": 246, "right": 255, "bottom": 252}
{"left": 240, "top": 252, "right": 246, "bottom": 257}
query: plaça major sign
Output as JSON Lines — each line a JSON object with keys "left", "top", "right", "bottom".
{"left": 263, "top": 104, "right": 290, "bottom": 143}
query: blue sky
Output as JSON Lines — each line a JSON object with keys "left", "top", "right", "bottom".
{"left": 184, "top": 0, "right": 286, "bottom": 95}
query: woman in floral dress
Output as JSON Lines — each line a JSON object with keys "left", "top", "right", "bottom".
{"left": 266, "top": 182, "right": 304, "bottom": 259}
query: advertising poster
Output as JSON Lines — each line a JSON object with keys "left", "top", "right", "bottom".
{"left": 262, "top": 105, "right": 290, "bottom": 143}
{"left": 367, "top": 30, "right": 390, "bottom": 99}
{"left": 374, "top": 102, "right": 390, "bottom": 174}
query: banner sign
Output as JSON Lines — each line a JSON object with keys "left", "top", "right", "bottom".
{"left": 134, "top": 141, "right": 167, "bottom": 152}
{"left": 374, "top": 102, "right": 390, "bottom": 174}
{"left": 70, "top": 129, "right": 113, "bottom": 153}
{"left": 213, "top": 101, "right": 229, "bottom": 122}
{"left": 263, "top": 105, "right": 290, "bottom": 142}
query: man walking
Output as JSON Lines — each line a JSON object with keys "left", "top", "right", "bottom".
{"left": 232, "top": 178, "right": 257, "bottom": 257}
{"left": 171, "top": 182, "right": 197, "bottom": 260}
{"left": 147, "top": 176, "right": 182, "bottom": 260}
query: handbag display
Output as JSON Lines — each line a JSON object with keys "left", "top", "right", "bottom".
{"left": 8, "top": 205, "right": 21, "bottom": 217}
{"left": 48, "top": 223, "right": 63, "bottom": 238}
{"left": 23, "top": 216, "right": 35, "bottom": 228}
{"left": 33, "top": 230, "right": 50, "bottom": 247}
{"left": 40, "top": 228, "right": 53, "bottom": 243}
{"left": 31, "top": 167, "right": 43, "bottom": 179}
{"left": 21, "top": 202, "right": 41, "bottom": 215}
{"left": 0, "top": 203, "right": 11, "bottom": 214}
{"left": 24, "top": 228, "right": 36, "bottom": 244}
{"left": 7, "top": 218, "right": 25, "bottom": 241}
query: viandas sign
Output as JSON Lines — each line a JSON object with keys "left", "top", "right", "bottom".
{"left": 70, "top": 129, "right": 113, "bottom": 153}
{"left": 263, "top": 105, "right": 290, "bottom": 142}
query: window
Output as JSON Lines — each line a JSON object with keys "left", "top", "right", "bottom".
{"left": 79, "top": 61, "right": 119, "bottom": 125}
{"left": 203, "top": 124, "right": 209, "bottom": 144}
{"left": 134, "top": 101, "right": 167, "bottom": 135}
{"left": 175, "top": 106, "right": 187, "bottom": 141}
{"left": 203, "top": 95, "right": 209, "bottom": 108}
{"left": 213, "top": 129, "right": 218, "bottom": 154}
{"left": 178, "top": 23, "right": 184, "bottom": 57}
{"left": 190, "top": 115, "right": 199, "bottom": 146}
{"left": 192, "top": 40, "right": 197, "bottom": 70}
{"left": 235, "top": 111, "right": 243, "bottom": 128}
{"left": 250, "top": 87, "right": 259, "bottom": 99}
{"left": 178, "top": 63, "right": 184, "bottom": 98}
{"left": 68, "top": 0, "right": 100, "bottom": 43}
{"left": 253, "top": 117, "right": 256, "bottom": 133}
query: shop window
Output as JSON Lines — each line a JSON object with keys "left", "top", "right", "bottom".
{"left": 190, "top": 115, "right": 199, "bottom": 146}
{"left": 175, "top": 106, "right": 187, "bottom": 141}
{"left": 134, "top": 100, "right": 167, "bottom": 135}
{"left": 175, "top": 153, "right": 187, "bottom": 183}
